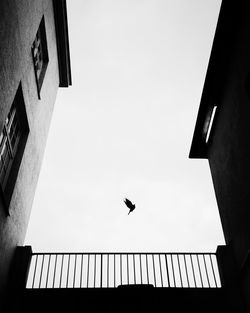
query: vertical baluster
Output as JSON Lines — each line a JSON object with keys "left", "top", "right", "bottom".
{"left": 52, "top": 254, "right": 58, "bottom": 288}
{"left": 133, "top": 254, "right": 136, "bottom": 284}
{"left": 165, "top": 254, "right": 170, "bottom": 287}
{"left": 39, "top": 255, "right": 45, "bottom": 288}
{"left": 101, "top": 254, "right": 103, "bottom": 288}
{"left": 139, "top": 253, "right": 142, "bottom": 284}
{"left": 139, "top": 254, "right": 143, "bottom": 284}
{"left": 146, "top": 254, "right": 149, "bottom": 284}
{"left": 203, "top": 254, "right": 210, "bottom": 287}
{"left": 159, "top": 254, "right": 163, "bottom": 287}
{"left": 120, "top": 254, "right": 122, "bottom": 285}
{"left": 171, "top": 254, "right": 176, "bottom": 287}
{"left": 127, "top": 254, "right": 129, "bottom": 284}
{"left": 73, "top": 254, "right": 77, "bottom": 288}
{"left": 80, "top": 254, "right": 83, "bottom": 288}
{"left": 87, "top": 254, "right": 90, "bottom": 288}
{"left": 152, "top": 254, "right": 156, "bottom": 287}
{"left": 177, "top": 255, "right": 183, "bottom": 287}
{"left": 197, "top": 255, "right": 203, "bottom": 287}
{"left": 184, "top": 255, "right": 189, "bottom": 287}
{"left": 107, "top": 254, "right": 109, "bottom": 288}
{"left": 114, "top": 254, "right": 116, "bottom": 287}
{"left": 190, "top": 254, "right": 196, "bottom": 287}
{"left": 32, "top": 254, "right": 38, "bottom": 288}
{"left": 66, "top": 254, "right": 70, "bottom": 288}
{"left": 45, "top": 254, "right": 51, "bottom": 288}
{"left": 210, "top": 254, "right": 217, "bottom": 287}
{"left": 94, "top": 254, "right": 96, "bottom": 288}
{"left": 59, "top": 254, "right": 64, "bottom": 288}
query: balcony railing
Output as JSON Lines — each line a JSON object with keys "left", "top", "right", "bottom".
{"left": 26, "top": 252, "right": 221, "bottom": 289}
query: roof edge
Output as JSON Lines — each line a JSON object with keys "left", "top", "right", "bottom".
{"left": 53, "top": 0, "right": 72, "bottom": 87}
{"left": 189, "top": 0, "right": 229, "bottom": 159}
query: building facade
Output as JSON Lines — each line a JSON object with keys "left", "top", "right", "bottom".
{"left": 190, "top": 0, "right": 250, "bottom": 311}
{"left": 4, "top": 0, "right": 250, "bottom": 312}
{"left": 0, "top": 0, "right": 71, "bottom": 300}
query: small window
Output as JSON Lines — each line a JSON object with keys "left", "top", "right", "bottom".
{"left": 0, "top": 84, "right": 29, "bottom": 213}
{"left": 205, "top": 105, "right": 217, "bottom": 143}
{"left": 32, "top": 16, "right": 49, "bottom": 98}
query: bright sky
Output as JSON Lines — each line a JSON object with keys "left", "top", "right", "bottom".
{"left": 25, "top": 0, "right": 224, "bottom": 253}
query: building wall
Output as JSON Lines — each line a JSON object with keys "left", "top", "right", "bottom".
{"left": 207, "top": 14, "right": 250, "bottom": 268}
{"left": 0, "top": 0, "right": 60, "bottom": 294}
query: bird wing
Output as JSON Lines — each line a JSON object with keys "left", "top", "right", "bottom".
{"left": 124, "top": 198, "right": 133, "bottom": 209}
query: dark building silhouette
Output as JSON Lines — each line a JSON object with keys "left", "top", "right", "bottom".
{"left": 1, "top": 0, "right": 249, "bottom": 312}
{"left": 0, "top": 0, "right": 71, "bottom": 308}
{"left": 190, "top": 0, "right": 250, "bottom": 311}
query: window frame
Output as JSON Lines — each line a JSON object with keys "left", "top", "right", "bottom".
{"left": 205, "top": 105, "right": 218, "bottom": 144}
{"left": 0, "top": 107, "right": 21, "bottom": 189}
{"left": 0, "top": 84, "right": 29, "bottom": 214}
{"left": 32, "top": 16, "right": 49, "bottom": 99}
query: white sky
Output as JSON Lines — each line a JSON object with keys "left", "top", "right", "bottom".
{"left": 25, "top": 0, "right": 225, "bottom": 253}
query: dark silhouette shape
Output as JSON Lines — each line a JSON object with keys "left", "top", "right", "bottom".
{"left": 124, "top": 198, "right": 136, "bottom": 215}
{"left": 118, "top": 284, "right": 154, "bottom": 288}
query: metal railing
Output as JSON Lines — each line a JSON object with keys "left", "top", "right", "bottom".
{"left": 26, "top": 252, "right": 221, "bottom": 289}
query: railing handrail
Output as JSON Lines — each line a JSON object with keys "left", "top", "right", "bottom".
{"left": 31, "top": 252, "right": 217, "bottom": 256}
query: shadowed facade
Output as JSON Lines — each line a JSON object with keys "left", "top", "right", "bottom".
{"left": 0, "top": 0, "right": 71, "bottom": 308}
{"left": 190, "top": 0, "right": 250, "bottom": 311}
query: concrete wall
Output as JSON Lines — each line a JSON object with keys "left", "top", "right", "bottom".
{"left": 207, "top": 10, "right": 250, "bottom": 270}
{"left": 0, "top": 0, "right": 60, "bottom": 296}
{"left": 6, "top": 287, "right": 238, "bottom": 313}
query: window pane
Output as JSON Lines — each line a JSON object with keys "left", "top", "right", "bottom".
{"left": 0, "top": 132, "right": 4, "bottom": 147}
{"left": 0, "top": 154, "right": 5, "bottom": 175}
{"left": 32, "top": 16, "right": 48, "bottom": 93}
{"left": 9, "top": 117, "right": 20, "bottom": 150}
{"left": 0, "top": 137, "right": 12, "bottom": 186}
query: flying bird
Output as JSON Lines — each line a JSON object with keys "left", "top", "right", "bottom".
{"left": 124, "top": 198, "right": 136, "bottom": 215}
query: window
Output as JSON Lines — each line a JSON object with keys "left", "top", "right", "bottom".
{"left": 0, "top": 106, "right": 21, "bottom": 188}
{"left": 0, "top": 84, "right": 29, "bottom": 212}
{"left": 32, "top": 16, "right": 49, "bottom": 98}
{"left": 204, "top": 105, "right": 218, "bottom": 144}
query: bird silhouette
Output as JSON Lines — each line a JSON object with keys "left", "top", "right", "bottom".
{"left": 124, "top": 198, "right": 136, "bottom": 215}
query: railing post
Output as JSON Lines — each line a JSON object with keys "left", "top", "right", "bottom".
{"left": 7, "top": 246, "right": 33, "bottom": 290}
{"left": 216, "top": 245, "right": 238, "bottom": 287}
{"left": 216, "top": 246, "right": 246, "bottom": 312}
